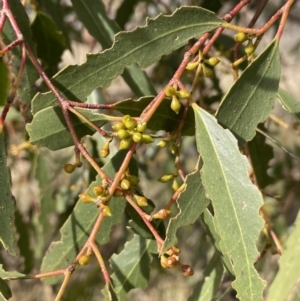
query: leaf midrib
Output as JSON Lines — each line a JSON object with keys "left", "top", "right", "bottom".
{"left": 45, "top": 11, "right": 222, "bottom": 97}
{"left": 200, "top": 109, "right": 254, "bottom": 299}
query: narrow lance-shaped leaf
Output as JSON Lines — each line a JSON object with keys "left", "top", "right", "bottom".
{"left": 193, "top": 104, "right": 265, "bottom": 301}
{"left": 216, "top": 39, "right": 280, "bottom": 145}
{"left": 36, "top": 0, "right": 71, "bottom": 50}
{"left": 41, "top": 151, "right": 136, "bottom": 284}
{"left": 161, "top": 159, "right": 210, "bottom": 254}
{"left": 102, "top": 234, "right": 157, "bottom": 301}
{"left": 0, "top": 278, "right": 11, "bottom": 301}
{"left": 26, "top": 107, "right": 113, "bottom": 150}
{"left": 31, "top": 12, "right": 66, "bottom": 77}
{"left": 0, "top": 131, "right": 17, "bottom": 255}
{"left": 247, "top": 128, "right": 274, "bottom": 189}
{"left": 32, "top": 7, "right": 224, "bottom": 109}
{"left": 70, "top": 0, "right": 156, "bottom": 97}
{"left": 267, "top": 211, "right": 300, "bottom": 301}
{"left": 187, "top": 252, "right": 224, "bottom": 301}
{"left": 277, "top": 88, "right": 300, "bottom": 121}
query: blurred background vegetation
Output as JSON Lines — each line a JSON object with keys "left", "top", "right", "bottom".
{"left": 1, "top": 0, "right": 300, "bottom": 300}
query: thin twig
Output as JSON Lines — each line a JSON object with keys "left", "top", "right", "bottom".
{"left": 256, "top": 127, "right": 300, "bottom": 162}
{"left": 54, "top": 272, "right": 72, "bottom": 301}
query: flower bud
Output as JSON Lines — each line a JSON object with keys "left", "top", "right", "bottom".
{"left": 234, "top": 32, "right": 248, "bottom": 43}
{"left": 152, "top": 209, "right": 171, "bottom": 220}
{"left": 120, "top": 178, "right": 131, "bottom": 190}
{"left": 78, "top": 255, "right": 90, "bottom": 266}
{"left": 202, "top": 64, "right": 214, "bottom": 79}
{"left": 157, "top": 140, "right": 168, "bottom": 148}
{"left": 172, "top": 179, "right": 179, "bottom": 192}
{"left": 166, "top": 255, "right": 179, "bottom": 268}
{"left": 137, "top": 121, "right": 147, "bottom": 133}
{"left": 63, "top": 163, "right": 76, "bottom": 174}
{"left": 141, "top": 134, "right": 154, "bottom": 144}
{"left": 158, "top": 174, "right": 174, "bottom": 183}
{"left": 126, "top": 175, "right": 140, "bottom": 186}
{"left": 79, "top": 193, "right": 96, "bottom": 203}
{"left": 117, "top": 129, "right": 130, "bottom": 140}
{"left": 132, "top": 131, "right": 142, "bottom": 143}
{"left": 176, "top": 89, "right": 190, "bottom": 99}
{"left": 171, "top": 95, "right": 181, "bottom": 114}
{"left": 177, "top": 183, "right": 187, "bottom": 193}
{"left": 165, "top": 86, "right": 176, "bottom": 96}
{"left": 168, "top": 143, "right": 178, "bottom": 155}
{"left": 93, "top": 185, "right": 105, "bottom": 196}
{"left": 186, "top": 61, "right": 199, "bottom": 70}
{"left": 135, "top": 195, "right": 148, "bottom": 207}
{"left": 100, "top": 141, "right": 110, "bottom": 158}
{"left": 100, "top": 204, "right": 112, "bottom": 217}
{"left": 124, "top": 117, "right": 137, "bottom": 130}
{"left": 205, "top": 57, "right": 220, "bottom": 67}
{"left": 181, "top": 264, "right": 194, "bottom": 276}
{"left": 112, "top": 121, "right": 125, "bottom": 132}
{"left": 245, "top": 40, "right": 255, "bottom": 56}
{"left": 113, "top": 188, "right": 124, "bottom": 197}
{"left": 119, "top": 137, "right": 132, "bottom": 150}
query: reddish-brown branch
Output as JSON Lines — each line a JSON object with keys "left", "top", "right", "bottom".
{"left": 276, "top": 0, "right": 296, "bottom": 39}
{"left": 68, "top": 101, "right": 114, "bottom": 110}
{"left": 125, "top": 194, "right": 164, "bottom": 251}
{"left": 91, "top": 242, "right": 111, "bottom": 285}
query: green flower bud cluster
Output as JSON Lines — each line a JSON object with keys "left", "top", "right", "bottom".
{"left": 165, "top": 86, "right": 191, "bottom": 114}
{"left": 234, "top": 32, "right": 256, "bottom": 56}
{"left": 160, "top": 246, "right": 193, "bottom": 276}
{"left": 112, "top": 115, "right": 153, "bottom": 149}
{"left": 79, "top": 181, "right": 112, "bottom": 214}
{"left": 186, "top": 55, "right": 220, "bottom": 79}
{"left": 119, "top": 169, "right": 140, "bottom": 192}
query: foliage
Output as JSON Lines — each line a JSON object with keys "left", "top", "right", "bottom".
{"left": 0, "top": 0, "right": 300, "bottom": 300}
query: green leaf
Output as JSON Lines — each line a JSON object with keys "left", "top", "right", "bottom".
{"left": 36, "top": 0, "right": 71, "bottom": 50}
{"left": 0, "top": 278, "right": 11, "bottom": 300}
{"left": 102, "top": 234, "right": 157, "bottom": 300}
{"left": 14, "top": 210, "right": 34, "bottom": 273}
{"left": 0, "top": 131, "right": 17, "bottom": 255}
{"left": 33, "top": 7, "right": 223, "bottom": 107}
{"left": 26, "top": 107, "right": 111, "bottom": 150}
{"left": 0, "top": 58, "right": 10, "bottom": 106}
{"left": 41, "top": 151, "right": 135, "bottom": 284}
{"left": 247, "top": 128, "right": 274, "bottom": 189}
{"left": 0, "top": 265, "right": 25, "bottom": 279}
{"left": 161, "top": 159, "right": 210, "bottom": 254}
{"left": 115, "top": 0, "right": 149, "bottom": 29}
{"left": 42, "top": 0, "right": 155, "bottom": 101}
{"left": 201, "top": 209, "right": 234, "bottom": 276}
{"left": 267, "top": 211, "right": 300, "bottom": 301}
{"left": 31, "top": 12, "right": 66, "bottom": 76}
{"left": 216, "top": 39, "right": 280, "bottom": 145}
{"left": 35, "top": 152, "right": 56, "bottom": 238}
{"left": 277, "top": 88, "right": 300, "bottom": 121}
{"left": 193, "top": 105, "right": 265, "bottom": 301}
{"left": 187, "top": 252, "right": 224, "bottom": 301}
{"left": 113, "top": 96, "right": 195, "bottom": 135}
